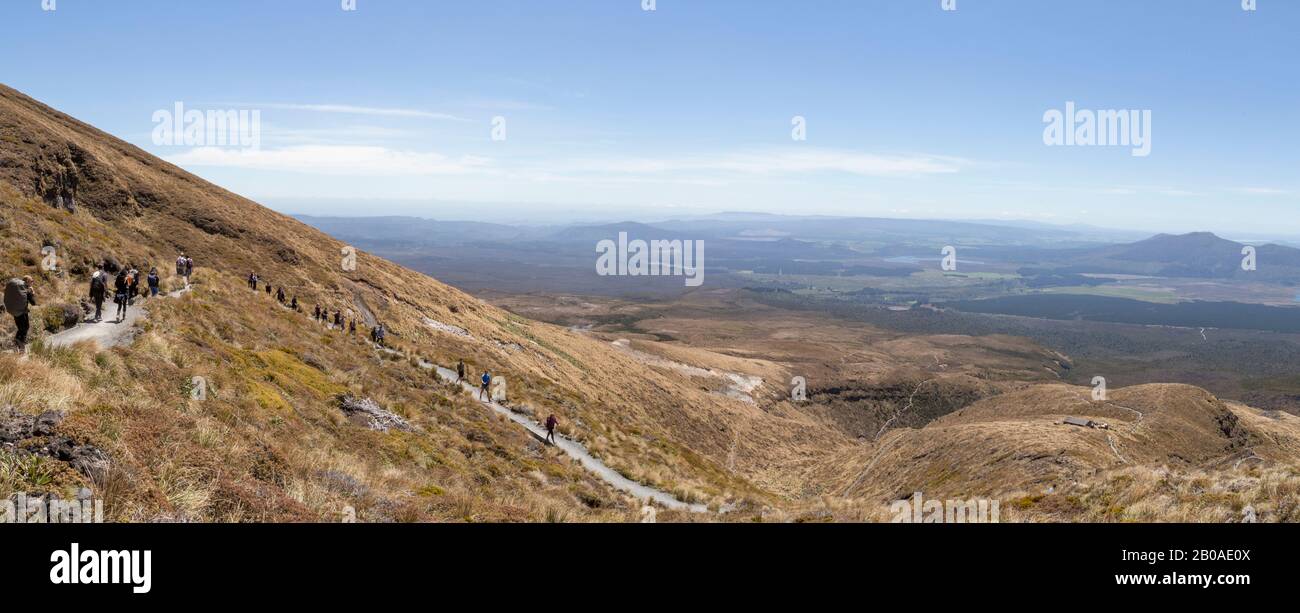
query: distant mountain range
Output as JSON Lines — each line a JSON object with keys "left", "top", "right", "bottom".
{"left": 294, "top": 212, "right": 1300, "bottom": 289}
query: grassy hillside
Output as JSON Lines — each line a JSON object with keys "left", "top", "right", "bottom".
{"left": 815, "top": 383, "right": 1300, "bottom": 522}
{"left": 0, "top": 83, "right": 808, "bottom": 519}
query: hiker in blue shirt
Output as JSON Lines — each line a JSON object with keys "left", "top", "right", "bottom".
{"left": 479, "top": 371, "right": 492, "bottom": 401}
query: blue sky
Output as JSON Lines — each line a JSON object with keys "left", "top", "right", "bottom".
{"left": 2, "top": 0, "right": 1297, "bottom": 235}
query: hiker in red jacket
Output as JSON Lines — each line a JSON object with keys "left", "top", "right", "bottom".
{"left": 545, "top": 414, "right": 558, "bottom": 445}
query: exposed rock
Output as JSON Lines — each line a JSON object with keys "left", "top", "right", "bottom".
{"left": 23, "top": 435, "right": 110, "bottom": 479}
{"left": 1, "top": 408, "right": 109, "bottom": 479}
{"left": 423, "top": 318, "right": 472, "bottom": 339}
{"left": 0, "top": 408, "right": 63, "bottom": 443}
{"left": 33, "top": 410, "right": 62, "bottom": 436}
{"left": 338, "top": 395, "right": 414, "bottom": 433}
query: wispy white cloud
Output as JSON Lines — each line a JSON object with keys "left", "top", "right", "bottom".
{"left": 159, "top": 141, "right": 977, "bottom": 188}
{"left": 984, "top": 182, "right": 1296, "bottom": 200}
{"left": 255, "top": 103, "right": 470, "bottom": 122}
{"left": 522, "top": 173, "right": 731, "bottom": 187}
{"left": 1235, "top": 186, "right": 1292, "bottom": 196}
{"left": 165, "top": 145, "right": 491, "bottom": 176}
{"left": 260, "top": 124, "right": 421, "bottom": 145}
{"left": 164, "top": 144, "right": 968, "bottom": 181}
{"left": 545, "top": 148, "right": 970, "bottom": 177}
{"left": 460, "top": 98, "right": 552, "bottom": 111}
{"left": 1097, "top": 185, "right": 1205, "bottom": 197}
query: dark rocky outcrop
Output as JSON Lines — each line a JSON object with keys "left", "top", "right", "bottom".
{"left": 1, "top": 408, "right": 110, "bottom": 479}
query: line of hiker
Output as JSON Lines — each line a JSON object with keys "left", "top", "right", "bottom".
{"left": 9, "top": 258, "right": 570, "bottom": 446}
{"left": 95, "top": 259, "right": 562, "bottom": 447}
{"left": 6, "top": 255, "right": 181, "bottom": 354}
{"left": 231, "top": 262, "right": 569, "bottom": 449}
{"left": 247, "top": 270, "right": 379, "bottom": 344}
{"left": 88, "top": 263, "right": 162, "bottom": 324}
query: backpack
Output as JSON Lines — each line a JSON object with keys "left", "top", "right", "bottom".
{"left": 91, "top": 275, "right": 107, "bottom": 294}
{"left": 3, "top": 279, "right": 29, "bottom": 315}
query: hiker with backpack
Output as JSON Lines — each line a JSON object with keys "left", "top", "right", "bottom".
{"left": 185, "top": 256, "right": 194, "bottom": 279}
{"left": 4, "top": 276, "right": 37, "bottom": 353}
{"left": 456, "top": 359, "right": 466, "bottom": 382}
{"left": 479, "top": 371, "right": 492, "bottom": 401}
{"left": 147, "top": 268, "right": 160, "bottom": 297}
{"left": 248, "top": 272, "right": 259, "bottom": 291}
{"left": 545, "top": 414, "right": 559, "bottom": 445}
{"left": 334, "top": 311, "right": 342, "bottom": 328}
{"left": 89, "top": 267, "right": 107, "bottom": 322}
{"left": 374, "top": 323, "right": 386, "bottom": 346}
{"left": 176, "top": 253, "right": 187, "bottom": 281}
{"left": 348, "top": 318, "right": 356, "bottom": 334}
{"left": 113, "top": 269, "right": 130, "bottom": 322}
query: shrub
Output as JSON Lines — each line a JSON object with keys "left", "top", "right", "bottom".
{"left": 0, "top": 450, "right": 57, "bottom": 497}
{"left": 41, "top": 304, "right": 81, "bottom": 333}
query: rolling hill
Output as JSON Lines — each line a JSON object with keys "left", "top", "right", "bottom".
{"left": 1053, "top": 232, "right": 1300, "bottom": 280}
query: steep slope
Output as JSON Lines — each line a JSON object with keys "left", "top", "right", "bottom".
{"left": 0, "top": 83, "right": 847, "bottom": 519}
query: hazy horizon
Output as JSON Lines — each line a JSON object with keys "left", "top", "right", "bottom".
{"left": 275, "top": 197, "right": 1300, "bottom": 244}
